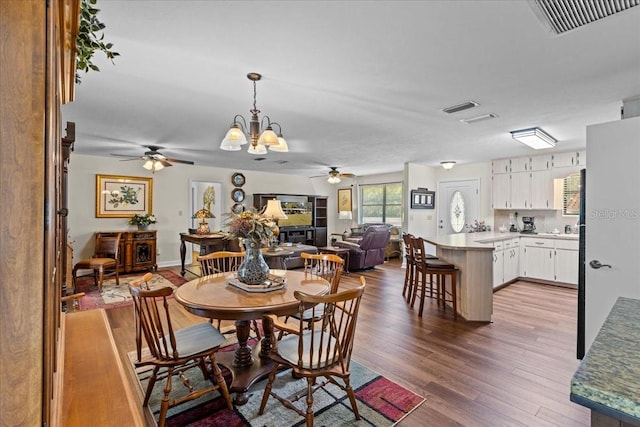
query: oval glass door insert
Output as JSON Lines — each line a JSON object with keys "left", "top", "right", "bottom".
{"left": 450, "top": 190, "right": 465, "bottom": 233}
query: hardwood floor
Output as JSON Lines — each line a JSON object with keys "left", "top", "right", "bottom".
{"left": 105, "top": 259, "right": 590, "bottom": 426}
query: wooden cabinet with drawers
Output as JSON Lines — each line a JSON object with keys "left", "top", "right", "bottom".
{"left": 100, "top": 230, "right": 157, "bottom": 273}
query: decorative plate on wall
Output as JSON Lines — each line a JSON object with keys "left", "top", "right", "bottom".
{"left": 231, "top": 172, "right": 245, "bottom": 187}
{"left": 231, "top": 203, "right": 244, "bottom": 214}
{"left": 231, "top": 188, "right": 245, "bottom": 203}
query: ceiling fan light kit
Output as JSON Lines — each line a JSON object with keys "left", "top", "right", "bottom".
{"left": 219, "top": 72, "right": 289, "bottom": 154}
{"left": 510, "top": 127, "right": 557, "bottom": 149}
{"left": 111, "top": 145, "right": 194, "bottom": 172}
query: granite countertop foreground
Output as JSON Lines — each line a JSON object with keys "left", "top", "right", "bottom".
{"left": 570, "top": 297, "right": 640, "bottom": 423}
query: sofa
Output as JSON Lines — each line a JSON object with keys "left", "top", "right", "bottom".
{"left": 343, "top": 223, "right": 401, "bottom": 260}
{"left": 334, "top": 225, "right": 391, "bottom": 271}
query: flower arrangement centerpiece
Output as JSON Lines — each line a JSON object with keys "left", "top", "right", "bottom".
{"left": 128, "top": 213, "right": 157, "bottom": 230}
{"left": 225, "top": 209, "right": 278, "bottom": 284}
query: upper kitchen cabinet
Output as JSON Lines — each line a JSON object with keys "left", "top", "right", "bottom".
{"left": 552, "top": 150, "right": 586, "bottom": 177}
{"left": 530, "top": 154, "right": 552, "bottom": 171}
{"left": 511, "top": 157, "right": 531, "bottom": 173}
{"left": 492, "top": 158, "right": 511, "bottom": 174}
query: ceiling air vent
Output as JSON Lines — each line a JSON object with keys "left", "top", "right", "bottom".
{"left": 460, "top": 113, "right": 498, "bottom": 124}
{"left": 442, "top": 101, "right": 479, "bottom": 114}
{"left": 529, "top": 0, "right": 640, "bottom": 34}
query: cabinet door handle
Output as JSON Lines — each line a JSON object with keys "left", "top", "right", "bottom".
{"left": 535, "top": 242, "right": 544, "bottom": 245}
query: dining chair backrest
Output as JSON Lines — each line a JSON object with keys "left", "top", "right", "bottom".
{"left": 128, "top": 284, "right": 178, "bottom": 362}
{"left": 410, "top": 235, "right": 426, "bottom": 263}
{"left": 301, "top": 252, "right": 344, "bottom": 293}
{"left": 94, "top": 232, "right": 121, "bottom": 260}
{"left": 293, "top": 276, "right": 366, "bottom": 372}
{"left": 197, "top": 251, "right": 245, "bottom": 276}
{"left": 403, "top": 233, "right": 414, "bottom": 262}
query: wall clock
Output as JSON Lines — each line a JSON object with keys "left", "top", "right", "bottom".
{"left": 231, "top": 172, "right": 245, "bottom": 187}
{"left": 231, "top": 188, "right": 245, "bottom": 203}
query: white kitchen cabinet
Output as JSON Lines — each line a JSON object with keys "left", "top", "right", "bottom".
{"left": 492, "top": 158, "right": 511, "bottom": 174}
{"left": 530, "top": 154, "right": 552, "bottom": 171}
{"left": 521, "top": 238, "right": 555, "bottom": 281}
{"left": 503, "top": 238, "right": 520, "bottom": 283}
{"left": 511, "top": 157, "right": 530, "bottom": 173}
{"left": 554, "top": 239, "right": 579, "bottom": 285}
{"left": 510, "top": 172, "right": 530, "bottom": 209}
{"left": 492, "top": 173, "right": 510, "bottom": 209}
{"left": 530, "top": 169, "right": 554, "bottom": 209}
{"left": 492, "top": 241, "right": 504, "bottom": 288}
{"left": 552, "top": 151, "right": 581, "bottom": 168}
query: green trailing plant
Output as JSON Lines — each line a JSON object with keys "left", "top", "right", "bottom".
{"left": 76, "top": 0, "right": 119, "bottom": 83}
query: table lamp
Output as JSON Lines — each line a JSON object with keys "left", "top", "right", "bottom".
{"left": 339, "top": 210, "right": 353, "bottom": 233}
{"left": 262, "top": 199, "right": 288, "bottom": 251}
{"left": 193, "top": 208, "right": 215, "bottom": 234}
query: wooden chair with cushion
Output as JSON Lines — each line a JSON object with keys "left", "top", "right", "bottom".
{"left": 259, "top": 277, "right": 366, "bottom": 427}
{"left": 72, "top": 232, "right": 121, "bottom": 293}
{"left": 128, "top": 283, "right": 233, "bottom": 427}
{"left": 402, "top": 233, "right": 416, "bottom": 300}
{"left": 197, "top": 251, "right": 261, "bottom": 338}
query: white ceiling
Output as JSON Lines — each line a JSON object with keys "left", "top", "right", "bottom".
{"left": 63, "top": 0, "right": 640, "bottom": 178}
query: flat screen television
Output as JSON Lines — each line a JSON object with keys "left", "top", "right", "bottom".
{"left": 277, "top": 196, "right": 312, "bottom": 227}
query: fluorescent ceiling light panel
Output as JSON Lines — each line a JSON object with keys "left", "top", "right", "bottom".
{"left": 510, "top": 127, "right": 557, "bottom": 149}
{"left": 460, "top": 113, "right": 498, "bottom": 124}
{"left": 442, "top": 101, "right": 479, "bottom": 114}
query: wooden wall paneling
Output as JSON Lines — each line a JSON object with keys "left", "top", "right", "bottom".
{"left": 0, "top": 1, "right": 47, "bottom": 425}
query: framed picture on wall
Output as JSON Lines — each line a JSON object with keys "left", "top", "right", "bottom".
{"left": 96, "top": 174, "right": 152, "bottom": 218}
{"left": 410, "top": 188, "right": 435, "bottom": 209}
{"left": 338, "top": 188, "right": 352, "bottom": 212}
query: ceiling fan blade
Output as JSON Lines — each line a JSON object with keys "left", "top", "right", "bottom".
{"left": 159, "top": 160, "right": 173, "bottom": 167}
{"left": 165, "top": 157, "right": 195, "bottom": 165}
{"left": 339, "top": 173, "right": 356, "bottom": 178}
{"left": 110, "top": 153, "right": 142, "bottom": 159}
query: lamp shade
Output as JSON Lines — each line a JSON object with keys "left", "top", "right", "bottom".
{"left": 510, "top": 127, "right": 557, "bottom": 149}
{"left": 247, "top": 143, "right": 268, "bottom": 155}
{"left": 220, "top": 124, "right": 247, "bottom": 151}
{"left": 339, "top": 211, "right": 353, "bottom": 220}
{"left": 262, "top": 199, "right": 288, "bottom": 219}
{"left": 257, "top": 128, "right": 279, "bottom": 146}
{"left": 327, "top": 175, "right": 341, "bottom": 184}
{"left": 269, "top": 135, "right": 289, "bottom": 152}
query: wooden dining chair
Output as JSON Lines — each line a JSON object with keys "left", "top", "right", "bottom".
{"left": 280, "top": 252, "right": 345, "bottom": 331}
{"left": 197, "top": 251, "right": 261, "bottom": 338}
{"left": 402, "top": 233, "right": 416, "bottom": 300}
{"left": 197, "top": 250, "right": 245, "bottom": 276}
{"left": 128, "top": 284, "right": 233, "bottom": 427}
{"left": 72, "top": 232, "right": 121, "bottom": 293}
{"left": 259, "top": 277, "right": 366, "bottom": 427}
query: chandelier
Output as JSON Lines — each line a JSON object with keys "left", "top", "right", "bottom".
{"left": 219, "top": 73, "right": 288, "bottom": 155}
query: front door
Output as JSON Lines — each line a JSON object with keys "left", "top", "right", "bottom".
{"left": 584, "top": 117, "right": 640, "bottom": 352}
{"left": 437, "top": 179, "right": 480, "bottom": 235}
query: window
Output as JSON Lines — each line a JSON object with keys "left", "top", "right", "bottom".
{"left": 563, "top": 172, "right": 581, "bottom": 216}
{"left": 359, "top": 182, "right": 402, "bottom": 226}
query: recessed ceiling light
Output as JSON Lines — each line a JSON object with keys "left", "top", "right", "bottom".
{"left": 460, "top": 113, "right": 498, "bottom": 124}
{"left": 442, "top": 101, "right": 479, "bottom": 114}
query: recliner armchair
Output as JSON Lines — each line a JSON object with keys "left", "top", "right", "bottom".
{"left": 335, "top": 225, "right": 390, "bottom": 271}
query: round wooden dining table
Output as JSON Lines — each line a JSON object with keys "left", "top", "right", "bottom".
{"left": 174, "top": 269, "right": 329, "bottom": 405}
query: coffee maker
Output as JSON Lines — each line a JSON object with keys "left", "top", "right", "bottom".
{"left": 522, "top": 216, "right": 536, "bottom": 234}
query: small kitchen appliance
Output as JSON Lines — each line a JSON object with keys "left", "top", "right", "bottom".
{"left": 521, "top": 216, "right": 536, "bottom": 234}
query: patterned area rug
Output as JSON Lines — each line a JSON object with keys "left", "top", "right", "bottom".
{"left": 129, "top": 349, "right": 424, "bottom": 427}
{"left": 74, "top": 270, "right": 187, "bottom": 310}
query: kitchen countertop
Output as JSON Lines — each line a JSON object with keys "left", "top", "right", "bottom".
{"left": 570, "top": 297, "right": 640, "bottom": 424}
{"left": 424, "top": 231, "right": 578, "bottom": 250}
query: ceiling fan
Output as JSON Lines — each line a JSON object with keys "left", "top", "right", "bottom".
{"left": 110, "top": 145, "right": 194, "bottom": 172}
{"left": 312, "top": 166, "right": 356, "bottom": 184}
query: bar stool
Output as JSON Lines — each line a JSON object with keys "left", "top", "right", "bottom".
{"left": 402, "top": 233, "right": 415, "bottom": 300}
{"left": 425, "top": 259, "right": 458, "bottom": 319}
{"left": 410, "top": 236, "right": 441, "bottom": 315}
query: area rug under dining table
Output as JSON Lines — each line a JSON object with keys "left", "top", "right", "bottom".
{"left": 129, "top": 349, "right": 425, "bottom": 427}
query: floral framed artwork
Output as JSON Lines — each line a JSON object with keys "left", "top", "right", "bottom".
{"left": 96, "top": 174, "right": 153, "bottom": 218}
{"left": 338, "top": 188, "right": 352, "bottom": 212}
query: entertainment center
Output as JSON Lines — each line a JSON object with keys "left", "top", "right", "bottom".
{"left": 253, "top": 193, "right": 328, "bottom": 247}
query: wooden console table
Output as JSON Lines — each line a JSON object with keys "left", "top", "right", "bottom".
{"left": 179, "top": 232, "right": 229, "bottom": 276}
{"left": 99, "top": 230, "right": 157, "bottom": 273}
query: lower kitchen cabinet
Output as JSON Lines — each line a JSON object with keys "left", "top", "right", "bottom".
{"left": 493, "top": 238, "right": 520, "bottom": 288}
{"left": 520, "top": 236, "right": 578, "bottom": 284}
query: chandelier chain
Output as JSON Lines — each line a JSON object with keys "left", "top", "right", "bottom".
{"left": 252, "top": 80, "right": 258, "bottom": 112}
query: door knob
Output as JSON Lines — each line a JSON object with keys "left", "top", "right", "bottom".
{"left": 589, "top": 260, "right": 612, "bottom": 269}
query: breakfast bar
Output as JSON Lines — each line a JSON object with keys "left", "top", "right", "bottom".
{"left": 423, "top": 234, "right": 495, "bottom": 322}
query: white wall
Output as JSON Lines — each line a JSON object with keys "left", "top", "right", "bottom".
{"left": 404, "top": 162, "right": 437, "bottom": 237}
{"left": 68, "top": 154, "right": 324, "bottom": 267}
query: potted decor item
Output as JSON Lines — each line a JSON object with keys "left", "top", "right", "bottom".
{"left": 128, "top": 213, "right": 157, "bottom": 230}
{"left": 225, "top": 209, "right": 277, "bottom": 284}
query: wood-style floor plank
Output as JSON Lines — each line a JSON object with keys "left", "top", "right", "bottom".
{"left": 103, "top": 259, "right": 589, "bottom": 426}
